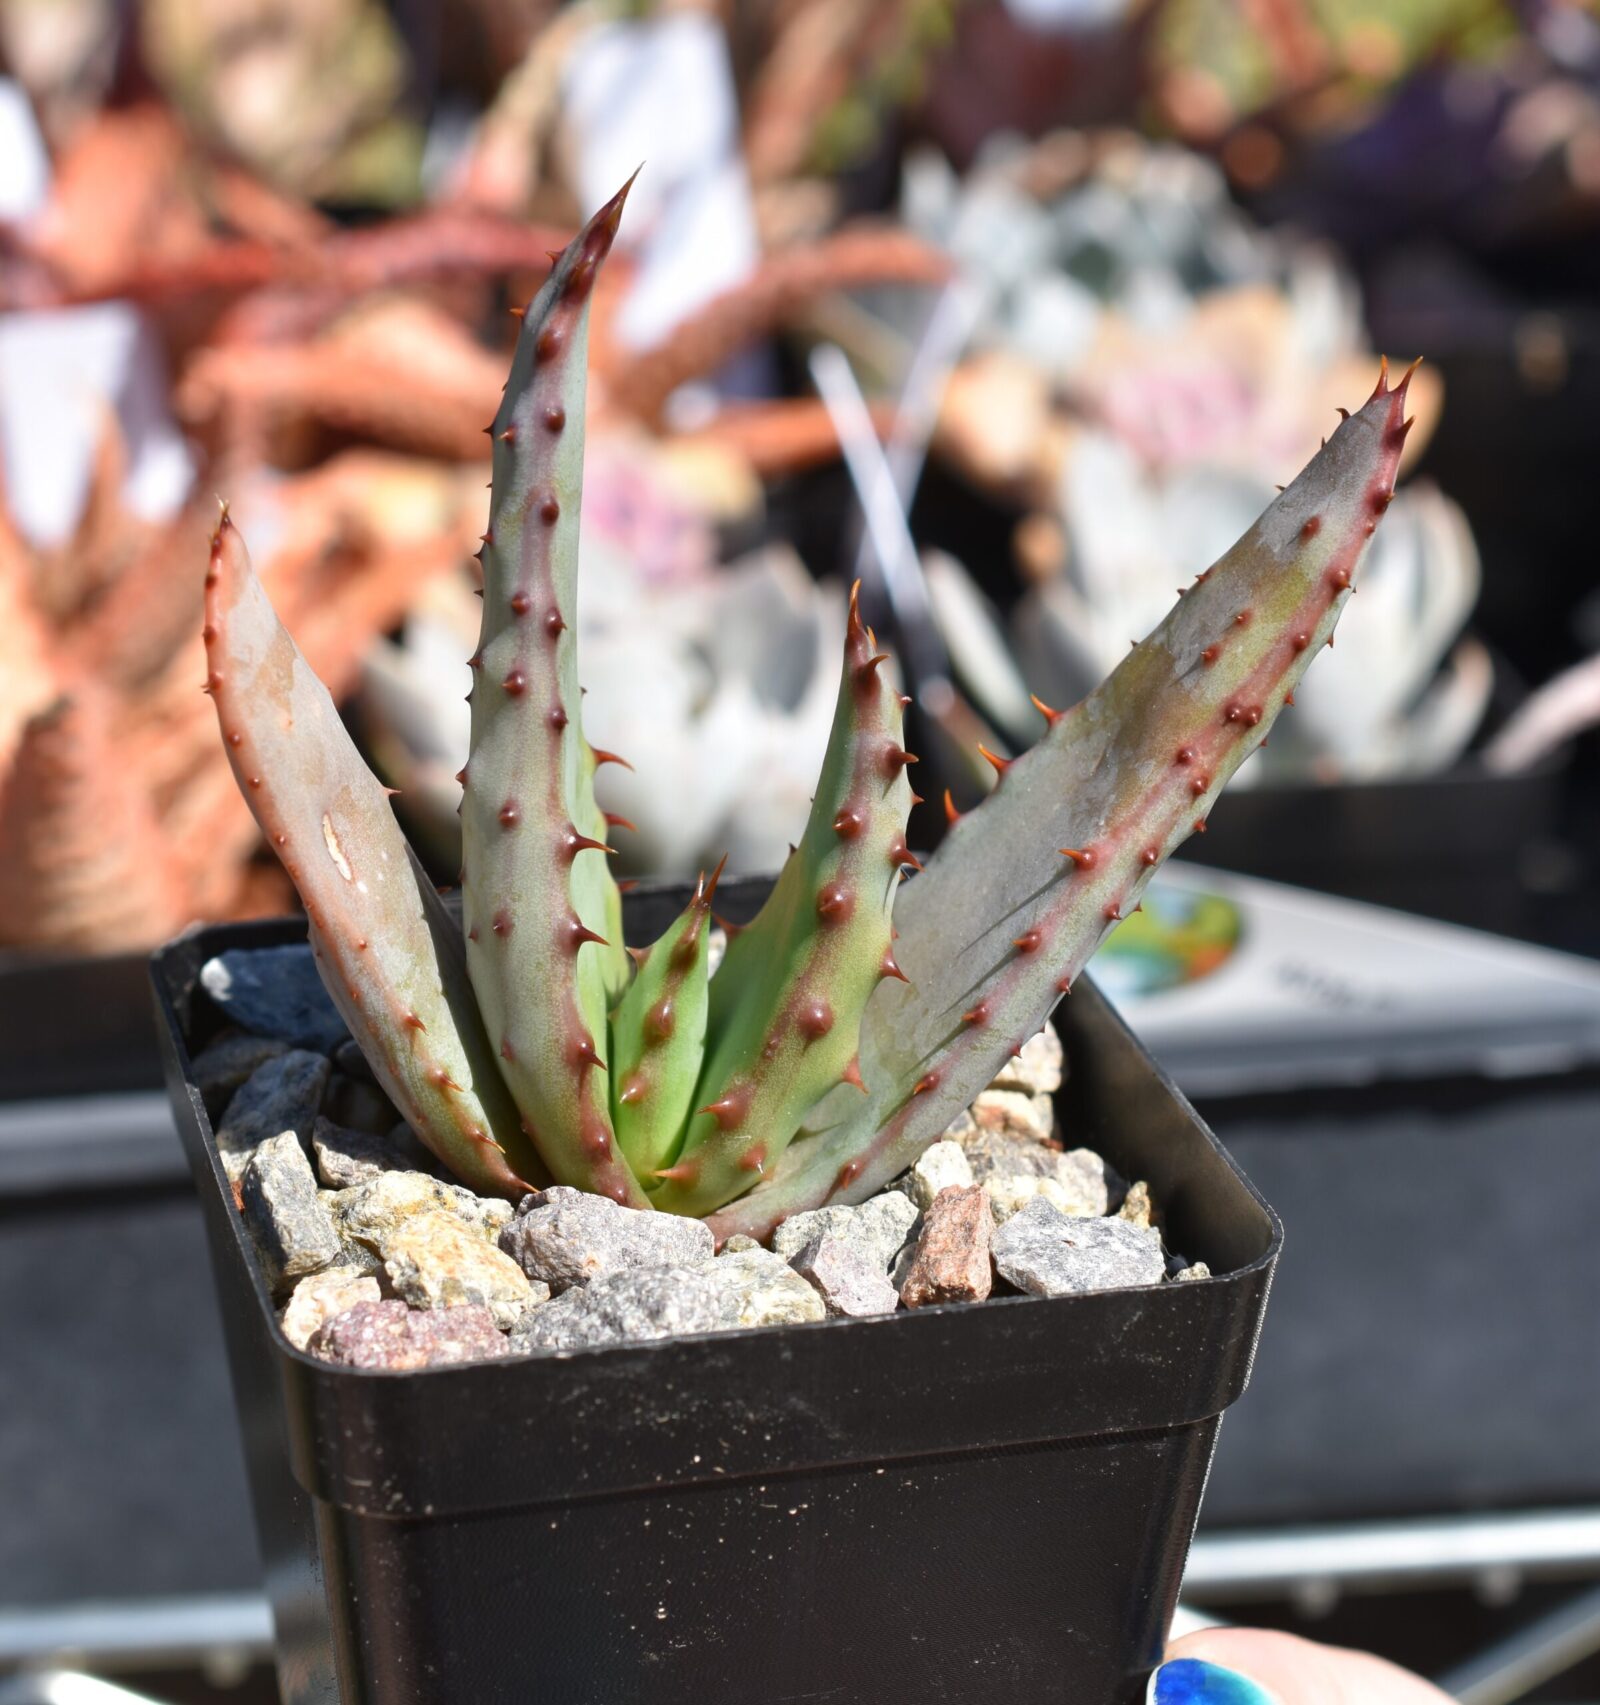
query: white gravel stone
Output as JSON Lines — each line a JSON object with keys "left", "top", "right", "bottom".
{"left": 903, "top": 1140, "right": 974, "bottom": 1211}
{"left": 986, "top": 1023, "right": 1064, "bottom": 1094}
{"left": 709, "top": 1247, "right": 827, "bottom": 1328}
{"left": 383, "top": 1210, "right": 539, "bottom": 1329}
{"left": 498, "top": 1186, "right": 714, "bottom": 1293}
{"left": 279, "top": 1267, "right": 381, "bottom": 1350}
{"left": 769, "top": 1191, "right": 918, "bottom": 1271}
{"left": 991, "top": 1198, "right": 1165, "bottom": 1297}
{"left": 967, "top": 1088, "right": 1055, "bottom": 1144}
{"left": 986, "top": 1166, "right": 1113, "bottom": 1225}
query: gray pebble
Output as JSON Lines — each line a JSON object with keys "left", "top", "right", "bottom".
{"left": 312, "top": 1117, "right": 413, "bottom": 1189}
{"left": 513, "top": 1265, "right": 728, "bottom": 1351}
{"left": 217, "top": 1050, "right": 332, "bottom": 1183}
{"left": 791, "top": 1231, "right": 900, "bottom": 1317}
{"left": 769, "top": 1192, "right": 918, "bottom": 1271}
{"left": 513, "top": 1249, "right": 823, "bottom": 1353}
{"left": 321, "top": 1074, "right": 397, "bottom": 1137}
{"left": 241, "top": 1131, "right": 343, "bottom": 1292}
{"left": 200, "top": 946, "right": 347, "bottom": 1053}
{"left": 498, "top": 1187, "right": 714, "bottom": 1293}
{"left": 710, "top": 1247, "right": 828, "bottom": 1328}
{"left": 991, "top": 1198, "right": 1165, "bottom": 1298}
{"left": 191, "top": 1032, "right": 289, "bottom": 1119}
{"left": 332, "top": 1038, "right": 378, "bottom": 1084}
{"left": 968, "top": 1140, "right": 1119, "bottom": 1217}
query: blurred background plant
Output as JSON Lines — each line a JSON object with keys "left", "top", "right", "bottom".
{"left": 1, "top": 0, "right": 1596, "bottom": 955}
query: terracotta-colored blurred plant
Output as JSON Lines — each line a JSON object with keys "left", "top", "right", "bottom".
{"left": 0, "top": 433, "right": 486, "bottom": 954}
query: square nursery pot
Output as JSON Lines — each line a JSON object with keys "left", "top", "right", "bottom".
{"left": 151, "top": 877, "right": 1281, "bottom": 1705}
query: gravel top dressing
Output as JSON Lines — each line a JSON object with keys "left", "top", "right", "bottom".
{"left": 201, "top": 941, "right": 1208, "bottom": 1371}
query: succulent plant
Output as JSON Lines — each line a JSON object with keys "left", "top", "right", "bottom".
{"left": 205, "top": 179, "right": 1413, "bottom": 1230}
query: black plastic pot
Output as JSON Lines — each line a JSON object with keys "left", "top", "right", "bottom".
{"left": 151, "top": 878, "right": 1281, "bottom": 1705}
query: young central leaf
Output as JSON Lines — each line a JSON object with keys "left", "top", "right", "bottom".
{"left": 608, "top": 860, "right": 722, "bottom": 1179}
{"left": 648, "top": 588, "right": 916, "bottom": 1216}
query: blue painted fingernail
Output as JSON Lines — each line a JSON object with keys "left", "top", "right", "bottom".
{"left": 1149, "top": 1658, "right": 1280, "bottom": 1705}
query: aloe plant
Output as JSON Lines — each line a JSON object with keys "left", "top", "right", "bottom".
{"left": 206, "top": 178, "right": 1415, "bottom": 1231}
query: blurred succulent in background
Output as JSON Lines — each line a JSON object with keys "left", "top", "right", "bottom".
{"left": 361, "top": 431, "right": 848, "bottom": 880}
{"left": 904, "top": 133, "right": 1490, "bottom": 786}
{"left": 0, "top": 433, "right": 482, "bottom": 952}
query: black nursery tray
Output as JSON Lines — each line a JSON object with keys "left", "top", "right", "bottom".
{"left": 152, "top": 877, "right": 1280, "bottom": 1705}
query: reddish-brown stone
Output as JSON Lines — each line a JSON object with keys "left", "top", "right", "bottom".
{"left": 898, "top": 1185, "right": 993, "bottom": 1309}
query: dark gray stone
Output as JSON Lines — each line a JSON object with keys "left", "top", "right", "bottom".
{"left": 190, "top": 1032, "right": 289, "bottom": 1119}
{"left": 200, "top": 946, "right": 346, "bottom": 1052}
{"left": 241, "top": 1132, "right": 343, "bottom": 1292}
{"left": 312, "top": 1118, "right": 414, "bottom": 1190}
{"left": 991, "top": 1198, "right": 1164, "bottom": 1298}
{"left": 332, "top": 1038, "right": 378, "bottom": 1084}
{"left": 498, "top": 1187, "right": 714, "bottom": 1293}
{"left": 311, "top": 1300, "right": 512, "bottom": 1369}
{"left": 216, "top": 1050, "right": 331, "bottom": 1183}
{"left": 321, "top": 1074, "right": 397, "bottom": 1137}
